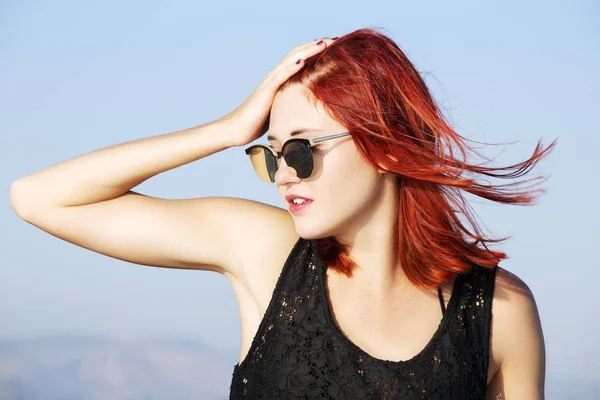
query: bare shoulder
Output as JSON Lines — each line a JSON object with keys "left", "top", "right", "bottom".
{"left": 231, "top": 199, "right": 300, "bottom": 284}
{"left": 487, "top": 266, "right": 546, "bottom": 398}
{"left": 491, "top": 266, "right": 540, "bottom": 329}
{"left": 222, "top": 199, "right": 300, "bottom": 330}
{"left": 205, "top": 196, "right": 300, "bottom": 280}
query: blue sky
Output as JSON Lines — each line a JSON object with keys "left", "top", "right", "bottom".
{"left": 1, "top": 0, "right": 599, "bottom": 394}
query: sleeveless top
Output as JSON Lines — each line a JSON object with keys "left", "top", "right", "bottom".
{"left": 229, "top": 237, "right": 498, "bottom": 399}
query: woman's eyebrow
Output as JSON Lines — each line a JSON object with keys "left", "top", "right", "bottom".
{"left": 267, "top": 128, "right": 323, "bottom": 142}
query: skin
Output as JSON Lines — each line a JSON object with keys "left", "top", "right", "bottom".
{"left": 267, "top": 83, "right": 546, "bottom": 399}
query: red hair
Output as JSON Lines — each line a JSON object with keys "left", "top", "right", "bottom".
{"left": 280, "top": 27, "right": 556, "bottom": 289}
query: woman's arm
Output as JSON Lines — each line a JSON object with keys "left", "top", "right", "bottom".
{"left": 8, "top": 120, "right": 266, "bottom": 277}
{"left": 486, "top": 267, "right": 546, "bottom": 400}
{"left": 9, "top": 37, "right": 335, "bottom": 280}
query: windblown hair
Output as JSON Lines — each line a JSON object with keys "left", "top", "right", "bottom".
{"left": 280, "top": 27, "right": 556, "bottom": 289}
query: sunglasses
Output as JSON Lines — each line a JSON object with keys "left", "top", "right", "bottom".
{"left": 244, "top": 132, "right": 351, "bottom": 183}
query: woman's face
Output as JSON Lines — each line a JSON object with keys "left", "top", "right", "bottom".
{"left": 268, "top": 84, "right": 391, "bottom": 239}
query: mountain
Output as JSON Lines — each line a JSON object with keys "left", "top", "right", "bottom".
{"left": 0, "top": 334, "right": 237, "bottom": 400}
{"left": 1, "top": 335, "right": 597, "bottom": 399}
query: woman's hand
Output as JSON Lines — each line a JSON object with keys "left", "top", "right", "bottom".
{"left": 220, "top": 37, "right": 337, "bottom": 147}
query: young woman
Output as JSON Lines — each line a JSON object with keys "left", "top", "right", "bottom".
{"left": 10, "top": 28, "right": 553, "bottom": 399}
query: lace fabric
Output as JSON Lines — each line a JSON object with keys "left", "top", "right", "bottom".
{"left": 229, "top": 237, "right": 497, "bottom": 399}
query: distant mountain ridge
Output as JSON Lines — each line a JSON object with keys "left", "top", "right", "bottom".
{"left": 1, "top": 335, "right": 597, "bottom": 399}
{"left": 0, "top": 334, "right": 237, "bottom": 400}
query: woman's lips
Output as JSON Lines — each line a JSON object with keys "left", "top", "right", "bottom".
{"left": 285, "top": 194, "right": 313, "bottom": 203}
{"left": 289, "top": 200, "right": 313, "bottom": 214}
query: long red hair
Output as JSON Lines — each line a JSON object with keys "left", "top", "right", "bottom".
{"left": 280, "top": 27, "right": 556, "bottom": 289}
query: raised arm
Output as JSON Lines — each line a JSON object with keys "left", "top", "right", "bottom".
{"left": 9, "top": 37, "right": 336, "bottom": 284}
{"left": 9, "top": 120, "right": 295, "bottom": 279}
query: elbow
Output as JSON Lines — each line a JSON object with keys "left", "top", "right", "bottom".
{"left": 9, "top": 178, "right": 37, "bottom": 221}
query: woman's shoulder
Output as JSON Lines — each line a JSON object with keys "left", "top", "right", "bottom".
{"left": 492, "top": 266, "right": 539, "bottom": 322}
{"left": 488, "top": 265, "right": 545, "bottom": 384}
{"left": 461, "top": 263, "right": 535, "bottom": 302}
{"left": 465, "top": 264, "right": 540, "bottom": 328}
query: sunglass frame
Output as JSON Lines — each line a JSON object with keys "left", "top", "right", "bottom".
{"left": 244, "top": 131, "right": 351, "bottom": 183}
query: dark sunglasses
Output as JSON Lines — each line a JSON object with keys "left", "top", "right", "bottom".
{"left": 244, "top": 132, "right": 351, "bottom": 183}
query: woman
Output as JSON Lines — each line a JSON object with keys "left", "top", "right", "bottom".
{"left": 10, "top": 28, "right": 553, "bottom": 399}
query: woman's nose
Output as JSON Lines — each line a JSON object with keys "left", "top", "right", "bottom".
{"left": 274, "top": 157, "right": 301, "bottom": 185}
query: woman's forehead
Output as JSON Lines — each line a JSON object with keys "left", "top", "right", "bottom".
{"left": 271, "top": 93, "right": 323, "bottom": 133}
{"left": 270, "top": 85, "right": 347, "bottom": 143}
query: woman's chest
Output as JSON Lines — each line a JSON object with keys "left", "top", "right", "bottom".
{"left": 326, "top": 290, "right": 447, "bottom": 363}
{"left": 232, "top": 300, "right": 487, "bottom": 400}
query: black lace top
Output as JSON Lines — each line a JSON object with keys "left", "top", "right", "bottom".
{"left": 229, "top": 237, "right": 497, "bottom": 399}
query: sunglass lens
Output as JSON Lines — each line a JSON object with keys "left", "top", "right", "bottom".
{"left": 247, "top": 147, "right": 277, "bottom": 183}
{"left": 284, "top": 142, "right": 313, "bottom": 179}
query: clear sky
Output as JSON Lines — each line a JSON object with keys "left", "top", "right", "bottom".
{"left": 1, "top": 0, "right": 598, "bottom": 395}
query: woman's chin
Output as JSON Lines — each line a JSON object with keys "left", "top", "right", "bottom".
{"left": 292, "top": 222, "right": 334, "bottom": 241}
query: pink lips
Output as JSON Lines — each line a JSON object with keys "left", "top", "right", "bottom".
{"left": 285, "top": 194, "right": 314, "bottom": 214}
{"left": 285, "top": 194, "right": 313, "bottom": 203}
{"left": 289, "top": 199, "right": 313, "bottom": 214}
